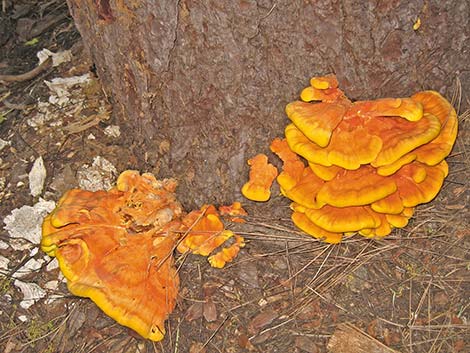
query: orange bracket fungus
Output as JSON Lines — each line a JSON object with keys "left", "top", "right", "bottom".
{"left": 241, "top": 154, "right": 278, "bottom": 201}
{"left": 218, "top": 201, "right": 249, "bottom": 223}
{"left": 176, "top": 204, "right": 246, "bottom": 268}
{"left": 242, "top": 75, "right": 458, "bottom": 243}
{"left": 42, "top": 171, "right": 245, "bottom": 341}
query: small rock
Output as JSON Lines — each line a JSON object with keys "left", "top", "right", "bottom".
{"left": 0, "top": 177, "right": 5, "bottom": 192}
{"left": 46, "top": 258, "right": 59, "bottom": 271}
{"left": 44, "top": 73, "right": 92, "bottom": 106}
{"left": 14, "top": 258, "right": 45, "bottom": 278}
{"left": 0, "top": 255, "right": 10, "bottom": 270}
{"left": 104, "top": 125, "right": 121, "bottom": 138}
{"left": 14, "top": 280, "right": 46, "bottom": 309}
{"left": 27, "top": 101, "right": 57, "bottom": 128}
{"left": 28, "top": 156, "right": 46, "bottom": 197}
{"left": 8, "top": 239, "right": 33, "bottom": 251}
{"left": 0, "top": 138, "right": 10, "bottom": 152}
{"left": 2, "top": 340, "right": 18, "bottom": 353}
{"left": 258, "top": 298, "right": 268, "bottom": 307}
{"left": 44, "top": 280, "right": 59, "bottom": 291}
{"left": 37, "top": 48, "right": 72, "bottom": 67}
{"left": 0, "top": 240, "right": 8, "bottom": 250}
{"left": 77, "top": 156, "right": 117, "bottom": 191}
{"left": 3, "top": 198, "right": 56, "bottom": 249}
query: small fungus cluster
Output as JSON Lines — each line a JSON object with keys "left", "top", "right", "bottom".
{"left": 242, "top": 75, "right": 458, "bottom": 243}
{"left": 42, "top": 170, "right": 246, "bottom": 341}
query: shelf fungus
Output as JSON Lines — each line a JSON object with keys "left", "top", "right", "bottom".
{"left": 41, "top": 171, "right": 246, "bottom": 341}
{"left": 242, "top": 75, "right": 458, "bottom": 243}
{"left": 241, "top": 153, "right": 278, "bottom": 201}
{"left": 177, "top": 204, "right": 246, "bottom": 268}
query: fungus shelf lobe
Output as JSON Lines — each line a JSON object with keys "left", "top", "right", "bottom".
{"left": 241, "top": 153, "right": 278, "bottom": 202}
{"left": 286, "top": 100, "right": 348, "bottom": 147}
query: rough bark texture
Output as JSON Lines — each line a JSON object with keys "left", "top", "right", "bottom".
{"left": 67, "top": 0, "right": 469, "bottom": 208}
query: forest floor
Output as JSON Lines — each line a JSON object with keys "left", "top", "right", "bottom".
{"left": 0, "top": 2, "right": 469, "bottom": 353}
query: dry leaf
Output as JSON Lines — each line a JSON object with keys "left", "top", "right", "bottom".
{"left": 366, "top": 319, "right": 378, "bottom": 337}
{"left": 454, "top": 339, "right": 465, "bottom": 352}
{"left": 328, "top": 323, "right": 399, "bottom": 353}
{"left": 248, "top": 310, "right": 278, "bottom": 334}
{"left": 203, "top": 299, "right": 217, "bottom": 323}
{"left": 186, "top": 302, "right": 204, "bottom": 322}
{"left": 294, "top": 336, "right": 318, "bottom": 353}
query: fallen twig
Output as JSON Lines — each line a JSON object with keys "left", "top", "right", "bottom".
{"left": 0, "top": 57, "right": 52, "bottom": 83}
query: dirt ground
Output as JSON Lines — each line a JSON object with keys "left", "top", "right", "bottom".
{"left": 0, "top": 2, "right": 469, "bottom": 353}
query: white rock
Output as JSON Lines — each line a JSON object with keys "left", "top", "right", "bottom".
{"left": 77, "top": 156, "right": 117, "bottom": 191}
{"left": 37, "top": 49, "right": 72, "bottom": 67}
{"left": 8, "top": 239, "right": 34, "bottom": 251}
{"left": 44, "top": 74, "right": 91, "bottom": 106}
{"left": 29, "top": 156, "right": 47, "bottom": 197}
{"left": 14, "top": 280, "right": 46, "bottom": 309}
{"left": 14, "top": 258, "right": 45, "bottom": 278}
{"left": 258, "top": 298, "right": 268, "bottom": 307}
{"left": 45, "top": 294, "right": 64, "bottom": 305}
{"left": 27, "top": 102, "right": 51, "bottom": 128}
{"left": 0, "top": 177, "right": 6, "bottom": 192}
{"left": 104, "top": 125, "right": 121, "bottom": 138}
{"left": 0, "top": 240, "right": 8, "bottom": 250}
{"left": 18, "top": 315, "right": 28, "bottom": 322}
{"left": 0, "top": 255, "right": 9, "bottom": 270}
{"left": 0, "top": 138, "right": 10, "bottom": 152}
{"left": 46, "top": 258, "right": 59, "bottom": 271}
{"left": 3, "top": 199, "right": 56, "bottom": 246}
{"left": 44, "top": 280, "right": 59, "bottom": 291}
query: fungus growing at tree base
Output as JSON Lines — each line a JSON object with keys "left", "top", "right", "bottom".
{"left": 242, "top": 75, "right": 458, "bottom": 243}
{"left": 41, "top": 171, "right": 246, "bottom": 341}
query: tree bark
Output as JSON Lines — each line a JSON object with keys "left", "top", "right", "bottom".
{"left": 66, "top": 0, "right": 469, "bottom": 208}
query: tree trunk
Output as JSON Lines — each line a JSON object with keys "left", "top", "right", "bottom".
{"left": 66, "top": 0, "right": 469, "bottom": 208}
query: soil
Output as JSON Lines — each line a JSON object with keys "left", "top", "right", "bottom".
{"left": 0, "top": 2, "right": 469, "bottom": 353}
